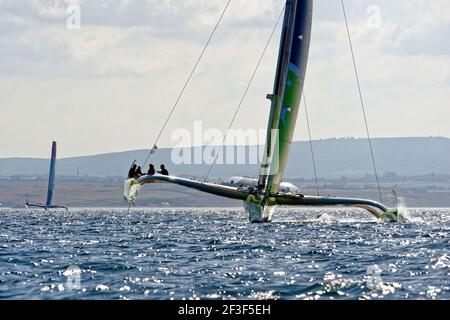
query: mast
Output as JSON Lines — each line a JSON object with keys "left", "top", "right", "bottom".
{"left": 258, "top": 0, "right": 313, "bottom": 195}
{"left": 46, "top": 141, "right": 57, "bottom": 208}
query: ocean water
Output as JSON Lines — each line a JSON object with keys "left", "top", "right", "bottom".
{"left": 0, "top": 207, "right": 449, "bottom": 300}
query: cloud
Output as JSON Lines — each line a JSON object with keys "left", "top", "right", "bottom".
{"left": 0, "top": 0, "right": 449, "bottom": 158}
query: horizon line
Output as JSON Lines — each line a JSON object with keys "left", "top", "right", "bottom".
{"left": 1, "top": 136, "right": 448, "bottom": 160}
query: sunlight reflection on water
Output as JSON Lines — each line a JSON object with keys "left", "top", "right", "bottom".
{"left": 0, "top": 207, "right": 449, "bottom": 300}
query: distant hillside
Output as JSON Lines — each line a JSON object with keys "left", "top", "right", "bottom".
{"left": 1, "top": 137, "right": 449, "bottom": 179}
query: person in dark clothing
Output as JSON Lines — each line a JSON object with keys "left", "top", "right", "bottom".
{"left": 147, "top": 164, "right": 156, "bottom": 175}
{"left": 128, "top": 164, "right": 137, "bottom": 179}
{"left": 135, "top": 166, "right": 144, "bottom": 178}
{"left": 158, "top": 164, "right": 169, "bottom": 176}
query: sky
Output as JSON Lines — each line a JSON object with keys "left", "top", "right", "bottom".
{"left": 0, "top": 0, "right": 449, "bottom": 158}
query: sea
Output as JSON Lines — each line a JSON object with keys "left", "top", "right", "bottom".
{"left": 0, "top": 207, "right": 448, "bottom": 300}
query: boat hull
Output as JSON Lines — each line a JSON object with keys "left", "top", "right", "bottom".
{"left": 244, "top": 201, "right": 276, "bottom": 223}
{"left": 26, "top": 203, "right": 68, "bottom": 211}
{"left": 137, "top": 174, "right": 396, "bottom": 221}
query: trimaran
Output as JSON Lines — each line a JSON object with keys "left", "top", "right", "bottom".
{"left": 26, "top": 141, "right": 68, "bottom": 211}
{"left": 124, "top": 0, "right": 402, "bottom": 223}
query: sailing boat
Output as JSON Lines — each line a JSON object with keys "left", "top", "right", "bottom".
{"left": 26, "top": 141, "right": 68, "bottom": 211}
{"left": 124, "top": 0, "right": 401, "bottom": 223}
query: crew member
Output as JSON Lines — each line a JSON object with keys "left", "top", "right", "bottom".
{"left": 128, "top": 164, "right": 137, "bottom": 179}
{"left": 158, "top": 164, "right": 169, "bottom": 176}
{"left": 147, "top": 164, "right": 156, "bottom": 175}
{"left": 135, "top": 166, "right": 144, "bottom": 178}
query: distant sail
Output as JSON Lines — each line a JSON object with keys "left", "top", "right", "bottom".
{"left": 46, "top": 141, "right": 57, "bottom": 207}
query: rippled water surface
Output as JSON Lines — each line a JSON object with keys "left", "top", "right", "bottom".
{"left": 0, "top": 207, "right": 449, "bottom": 300}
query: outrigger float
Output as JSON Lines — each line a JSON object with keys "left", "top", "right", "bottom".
{"left": 124, "top": 0, "right": 403, "bottom": 223}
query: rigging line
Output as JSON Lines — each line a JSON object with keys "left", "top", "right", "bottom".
{"left": 252, "top": 145, "right": 262, "bottom": 180}
{"left": 340, "top": 0, "right": 383, "bottom": 203}
{"left": 203, "top": 5, "right": 286, "bottom": 182}
{"left": 303, "top": 91, "right": 320, "bottom": 196}
{"left": 142, "top": 0, "right": 232, "bottom": 168}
